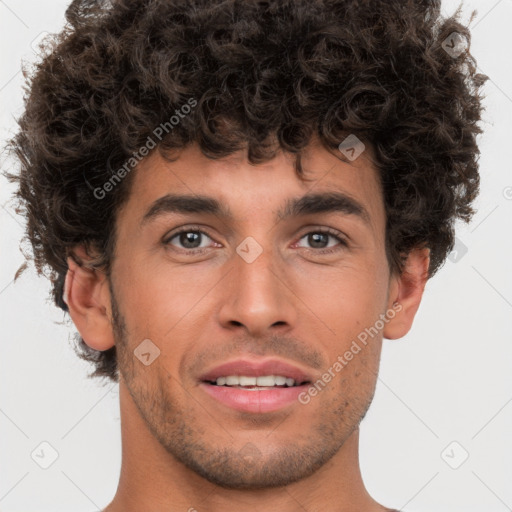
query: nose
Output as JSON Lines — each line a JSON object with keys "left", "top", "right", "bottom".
{"left": 217, "top": 243, "right": 297, "bottom": 337}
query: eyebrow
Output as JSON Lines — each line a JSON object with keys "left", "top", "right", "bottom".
{"left": 140, "top": 192, "right": 371, "bottom": 227}
{"left": 278, "top": 191, "right": 370, "bottom": 225}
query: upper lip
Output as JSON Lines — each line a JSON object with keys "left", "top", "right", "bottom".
{"left": 199, "top": 358, "right": 314, "bottom": 384}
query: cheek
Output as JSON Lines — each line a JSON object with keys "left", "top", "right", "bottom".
{"left": 118, "top": 254, "right": 210, "bottom": 326}
{"left": 300, "top": 259, "right": 387, "bottom": 321}
{"left": 295, "top": 263, "right": 389, "bottom": 377}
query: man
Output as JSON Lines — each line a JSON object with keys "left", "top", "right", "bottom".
{"left": 5, "top": 0, "right": 487, "bottom": 510}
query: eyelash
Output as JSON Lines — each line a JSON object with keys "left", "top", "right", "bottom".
{"left": 163, "top": 226, "right": 348, "bottom": 255}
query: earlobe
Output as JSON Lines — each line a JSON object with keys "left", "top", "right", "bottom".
{"left": 64, "top": 245, "right": 115, "bottom": 351}
{"left": 383, "top": 247, "right": 430, "bottom": 340}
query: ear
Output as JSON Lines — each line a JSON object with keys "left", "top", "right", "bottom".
{"left": 63, "top": 244, "right": 115, "bottom": 351}
{"left": 383, "top": 247, "right": 430, "bottom": 340}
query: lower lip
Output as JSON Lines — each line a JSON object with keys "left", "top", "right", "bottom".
{"left": 199, "top": 382, "right": 309, "bottom": 413}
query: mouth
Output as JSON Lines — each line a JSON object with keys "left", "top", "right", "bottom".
{"left": 198, "top": 358, "right": 314, "bottom": 413}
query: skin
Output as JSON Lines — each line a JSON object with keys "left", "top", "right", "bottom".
{"left": 64, "top": 137, "right": 429, "bottom": 512}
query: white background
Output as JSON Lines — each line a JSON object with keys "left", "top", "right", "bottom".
{"left": 1, "top": 1, "right": 511, "bottom": 511}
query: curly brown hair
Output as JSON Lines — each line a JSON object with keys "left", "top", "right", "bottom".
{"left": 4, "top": 0, "right": 488, "bottom": 384}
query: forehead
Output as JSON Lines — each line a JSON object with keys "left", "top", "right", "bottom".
{"left": 118, "top": 141, "right": 384, "bottom": 233}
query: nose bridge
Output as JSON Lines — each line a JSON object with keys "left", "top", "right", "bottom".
{"left": 217, "top": 234, "right": 296, "bottom": 334}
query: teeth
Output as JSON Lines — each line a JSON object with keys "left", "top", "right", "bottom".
{"left": 239, "top": 376, "right": 257, "bottom": 386}
{"left": 256, "top": 375, "right": 275, "bottom": 386}
{"left": 213, "top": 375, "right": 298, "bottom": 387}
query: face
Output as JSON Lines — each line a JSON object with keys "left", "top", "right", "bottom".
{"left": 100, "top": 139, "right": 401, "bottom": 489}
